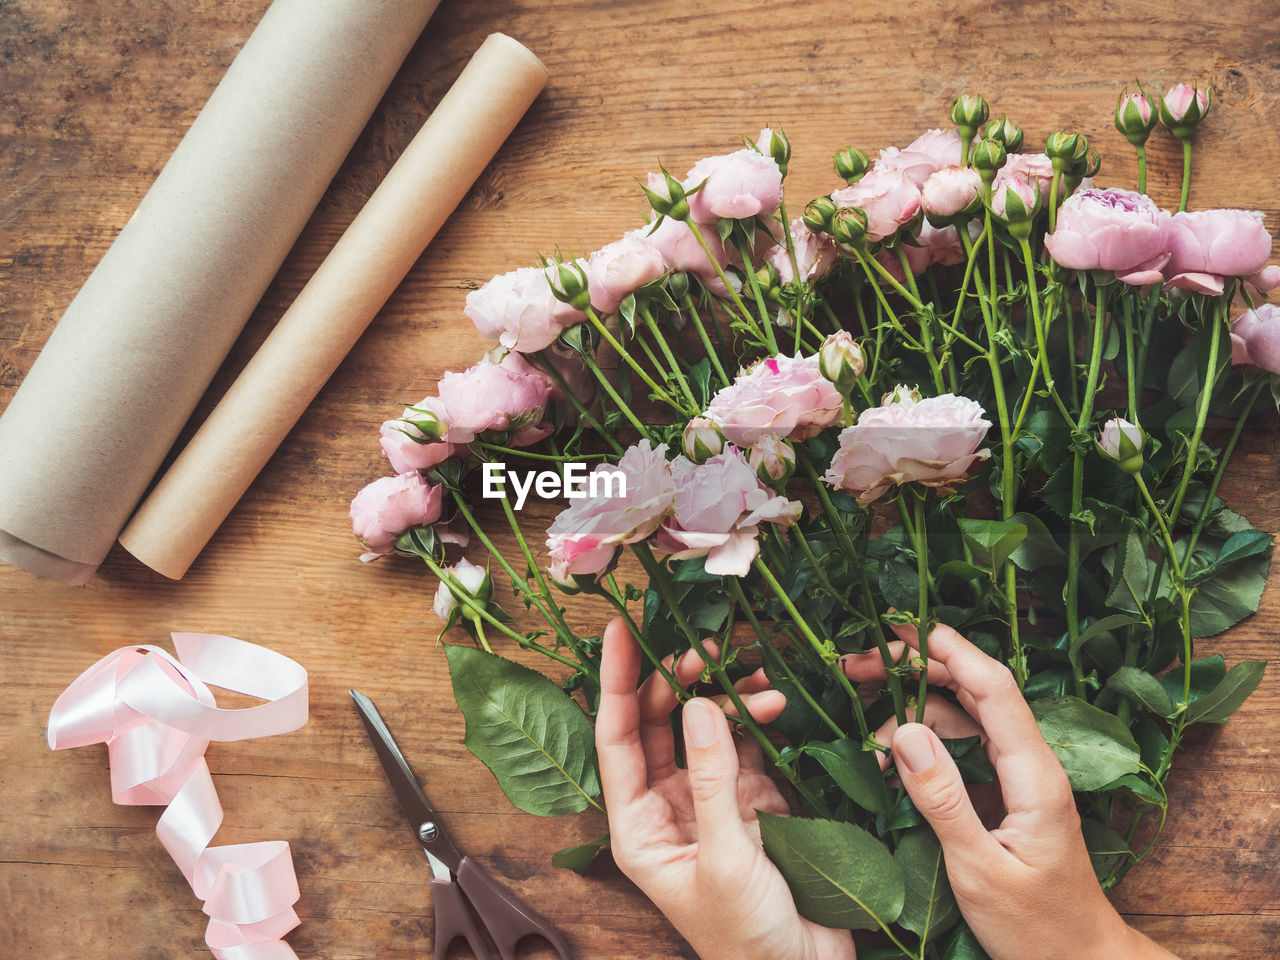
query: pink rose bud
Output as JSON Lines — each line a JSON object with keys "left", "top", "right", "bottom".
{"left": 465, "top": 264, "right": 587, "bottom": 353}
{"left": 684, "top": 148, "right": 784, "bottom": 223}
{"left": 682, "top": 416, "right": 726, "bottom": 464}
{"left": 641, "top": 166, "right": 690, "bottom": 221}
{"left": 1115, "top": 91, "right": 1157, "bottom": 146}
{"left": 379, "top": 400, "right": 459, "bottom": 474}
{"left": 1044, "top": 188, "right": 1172, "bottom": 286}
{"left": 831, "top": 168, "right": 922, "bottom": 244}
{"left": 1098, "top": 418, "right": 1144, "bottom": 474}
{"left": 1165, "top": 209, "right": 1280, "bottom": 295}
{"left": 825, "top": 390, "right": 991, "bottom": 504}
{"left": 1159, "top": 83, "right": 1211, "bottom": 138}
{"left": 1230, "top": 305, "right": 1280, "bottom": 375}
{"left": 704, "top": 353, "right": 844, "bottom": 447}
{"left": 747, "top": 434, "right": 797, "bottom": 486}
{"left": 818, "top": 330, "right": 866, "bottom": 394}
{"left": 990, "top": 175, "right": 1037, "bottom": 222}
{"left": 997, "top": 153, "right": 1055, "bottom": 205}
{"left": 432, "top": 557, "right": 492, "bottom": 621}
{"left": 921, "top": 165, "right": 982, "bottom": 224}
{"left": 350, "top": 473, "right": 443, "bottom": 560}
{"left": 655, "top": 447, "right": 801, "bottom": 576}
{"left": 546, "top": 440, "right": 676, "bottom": 581}
{"left": 586, "top": 235, "right": 669, "bottom": 314}
{"left": 756, "top": 127, "right": 791, "bottom": 175}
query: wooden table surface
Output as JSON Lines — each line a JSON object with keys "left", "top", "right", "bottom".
{"left": 3, "top": 1, "right": 1279, "bottom": 957}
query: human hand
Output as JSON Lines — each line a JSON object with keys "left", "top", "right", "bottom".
{"left": 596, "top": 618, "right": 856, "bottom": 960}
{"left": 844, "top": 621, "right": 1179, "bottom": 960}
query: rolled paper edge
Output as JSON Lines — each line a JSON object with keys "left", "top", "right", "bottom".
{"left": 0, "top": 526, "right": 98, "bottom": 585}
{"left": 119, "top": 33, "right": 551, "bottom": 579}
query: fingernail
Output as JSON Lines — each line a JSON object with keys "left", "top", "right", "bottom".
{"left": 683, "top": 699, "right": 718, "bottom": 749}
{"left": 895, "top": 725, "right": 937, "bottom": 774}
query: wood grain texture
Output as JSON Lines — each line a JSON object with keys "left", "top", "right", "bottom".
{"left": 1, "top": 1, "right": 1278, "bottom": 957}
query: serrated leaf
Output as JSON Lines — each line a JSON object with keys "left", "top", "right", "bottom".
{"left": 759, "top": 813, "right": 904, "bottom": 931}
{"left": 804, "top": 739, "right": 889, "bottom": 813}
{"left": 1031, "top": 696, "right": 1143, "bottom": 790}
{"left": 1186, "top": 539, "right": 1272, "bottom": 636}
{"left": 1103, "top": 666, "right": 1175, "bottom": 718}
{"left": 1184, "top": 661, "right": 1266, "bottom": 723}
{"left": 1104, "top": 524, "right": 1150, "bottom": 615}
{"left": 552, "top": 833, "right": 610, "bottom": 874}
{"left": 895, "top": 827, "right": 960, "bottom": 945}
{"left": 957, "top": 518, "right": 1027, "bottom": 572}
{"left": 446, "top": 645, "right": 601, "bottom": 816}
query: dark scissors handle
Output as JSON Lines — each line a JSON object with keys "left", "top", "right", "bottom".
{"left": 451, "top": 856, "right": 572, "bottom": 960}
{"left": 431, "top": 876, "right": 492, "bottom": 960}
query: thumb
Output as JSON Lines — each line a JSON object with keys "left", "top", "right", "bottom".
{"left": 682, "top": 698, "right": 752, "bottom": 856}
{"left": 893, "top": 724, "right": 999, "bottom": 861}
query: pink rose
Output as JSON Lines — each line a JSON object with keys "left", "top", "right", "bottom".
{"left": 545, "top": 440, "right": 675, "bottom": 580}
{"left": 876, "top": 129, "right": 965, "bottom": 188}
{"left": 920, "top": 165, "right": 982, "bottom": 222}
{"left": 465, "top": 263, "right": 587, "bottom": 352}
{"left": 1163, "top": 83, "right": 1208, "bottom": 123}
{"left": 350, "top": 473, "right": 443, "bottom": 560}
{"left": 1045, "top": 188, "right": 1172, "bottom": 286}
{"left": 436, "top": 354, "right": 553, "bottom": 445}
{"left": 990, "top": 176, "right": 1038, "bottom": 222}
{"left": 432, "top": 557, "right": 490, "bottom": 620}
{"left": 379, "top": 403, "right": 460, "bottom": 474}
{"left": 644, "top": 219, "right": 741, "bottom": 297}
{"left": 824, "top": 390, "right": 992, "bottom": 504}
{"left": 901, "top": 221, "right": 965, "bottom": 275}
{"left": 997, "top": 153, "right": 1055, "bottom": 204}
{"left": 683, "top": 149, "right": 783, "bottom": 223}
{"left": 704, "top": 353, "right": 844, "bottom": 447}
{"left": 1164, "top": 209, "right": 1280, "bottom": 295}
{"left": 1230, "top": 305, "right": 1280, "bottom": 374}
{"left": 1098, "top": 417, "right": 1144, "bottom": 473}
{"left": 655, "top": 447, "right": 801, "bottom": 576}
{"left": 831, "top": 168, "right": 922, "bottom": 244}
{"left": 764, "top": 218, "right": 837, "bottom": 284}
{"left": 587, "top": 235, "right": 669, "bottom": 314}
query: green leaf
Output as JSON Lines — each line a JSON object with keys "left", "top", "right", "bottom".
{"left": 1104, "top": 524, "right": 1150, "bottom": 615}
{"left": 445, "top": 645, "right": 601, "bottom": 816}
{"left": 1068, "top": 613, "right": 1144, "bottom": 667}
{"left": 1031, "top": 696, "right": 1143, "bottom": 791}
{"left": 1206, "top": 529, "right": 1273, "bottom": 572}
{"left": 936, "top": 559, "right": 991, "bottom": 582}
{"left": 1186, "top": 538, "right": 1272, "bottom": 636}
{"left": 1082, "top": 818, "right": 1130, "bottom": 881}
{"left": 942, "top": 736, "right": 995, "bottom": 784}
{"left": 552, "top": 833, "right": 610, "bottom": 874}
{"left": 895, "top": 827, "right": 960, "bottom": 945}
{"left": 1102, "top": 773, "right": 1166, "bottom": 809}
{"left": 1008, "top": 512, "right": 1067, "bottom": 571}
{"left": 957, "top": 518, "right": 1027, "bottom": 572}
{"left": 1160, "top": 654, "right": 1226, "bottom": 707}
{"left": 803, "top": 739, "right": 889, "bottom": 813}
{"left": 759, "top": 813, "right": 905, "bottom": 931}
{"left": 1103, "top": 666, "right": 1175, "bottom": 718}
{"left": 1184, "top": 661, "right": 1266, "bottom": 723}
{"left": 942, "top": 923, "right": 990, "bottom": 960}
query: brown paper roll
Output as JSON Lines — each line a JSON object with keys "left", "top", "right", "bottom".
{"left": 0, "top": 0, "right": 443, "bottom": 585}
{"left": 119, "top": 34, "right": 549, "bottom": 579}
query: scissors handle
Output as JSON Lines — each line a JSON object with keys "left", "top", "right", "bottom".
{"left": 431, "top": 877, "right": 494, "bottom": 960}
{"left": 455, "top": 856, "right": 573, "bottom": 960}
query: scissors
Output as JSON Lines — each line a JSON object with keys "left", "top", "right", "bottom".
{"left": 351, "top": 690, "right": 573, "bottom": 960}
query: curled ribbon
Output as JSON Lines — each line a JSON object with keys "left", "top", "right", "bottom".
{"left": 47, "top": 634, "right": 309, "bottom": 960}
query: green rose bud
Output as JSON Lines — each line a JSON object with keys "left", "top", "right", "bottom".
{"left": 758, "top": 127, "right": 792, "bottom": 176}
{"left": 818, "top": 331, "right": 866, "bottom": 396}
{"left": 683, "top": 416, "right": 726, "bottom": 464}
{"left": 641, "top": 165, "right": 690, "bottom": 221}
{"left": 1045, "top": 131, "right": 1089, "bottom": 175}
{"left": 983, "top": 115, "right": 1024, "bottom": 153}
{"left": 548, "top": 259, "right": 591, "bottom": 311}
{"left": 830, "top": 206, "right": 868, "bottom": 248}
{"left": 833, "top": 146, "right": 871, "bottom": 184}
{"left": 950, "top": 93, "right": 990, "bottom": 141}
{"left": 748, "top": 435, "right": 797, "bottom": 487}
{"left": 667, "top": 270, "right": 690, "bottom": 301}
{"left": 1098, "top": 417, "right": 1145, "bottom": 475}
{"left": 803, "top": 195, "right": 838, "bottom": 232}
{"left": 970, "top": 138, "right": 1008, "bottom": 187}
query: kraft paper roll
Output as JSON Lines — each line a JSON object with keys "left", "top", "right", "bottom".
{"left": 0, "top": 0, "right": 443, "bottom": 585}
{"left": 119, "top": 34, "right": 550, "bottom": 579}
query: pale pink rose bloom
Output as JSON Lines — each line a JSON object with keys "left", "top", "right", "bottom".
{"left": 524, "top": 343, "right": 595, "bottom": 407}
{"left": 1164, "top": 209, "right": 1280, "bottom": 295}
{"left": 432, "top": 557, "right": 489, "bottom": 620}
{"left": 1164, "top": 82, "right": 1208, "bottom": 122}
{"left": 644, "top": 219, "right": 741, "bottom": 297}
{"left": 704, "top": 353, "right": 844, "bottom": 447}
{"left": 824, "top": 391, "right": 992, "bottom": 504}
{"left": 1230, "top": 305, "right": 1280, "bottom": 374}
{"left": 899, "top": 221, "right": 965, "bottom": 275}
{"left": 1045, "top": 188, "right": 1172, "bottom": 286}
{"left": 655, "top": 448, "right": 802, "bottom": 576}
{"left": 465, "top": 263, "right": 587, "bottom": 352}
{"left": 764, "top": 218, "right": 837, "bottom": 284}
{"left": 997, "top": 153, "right": 1055, "bottom": 203}
{"left": 990, "top": 176, "right": 1038, "bottom": 221}
{"left": 436, "top": 355, "right": 553, "bottom": 445}
{"left": 587, "top": 235, "right": 669, "bottom": 313}
{"left": 379, "top": 399, "right": 460, "bottom": 474}
{"left": 921, "top": 165, "right": 982, "bottom": 221}
{"left": 545, "top": 440, "right": 675, "bottom": 580}
{"left": 350, "top": 473, "right": 443, "bottom": 560}
{"left": 683, "top": 148, "right": 783, "bottom": 223}
{"left": 1099, "top": 418, "right": 1144, "bottom": 460}
{"left": 831, "top": 168, "right": 922, "bottom": 244}
{"left": 876, "top": 129, "right": 965, "bottom": 188}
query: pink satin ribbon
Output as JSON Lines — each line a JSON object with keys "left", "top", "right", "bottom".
{"left": 48, "top": 634, "right": 309, "bottom": 959}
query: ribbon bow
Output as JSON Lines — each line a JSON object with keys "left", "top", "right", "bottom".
{"left": 48, "top": 634, "right": 309, "bottom": 959}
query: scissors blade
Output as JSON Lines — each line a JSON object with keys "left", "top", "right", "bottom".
{"left": 350, "top": 689, "right": 463, "bottom": 873}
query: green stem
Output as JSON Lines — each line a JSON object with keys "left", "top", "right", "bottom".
{"left": 641, "top": 307, "right": 700, "bottom": 408}
{"left": 736, "top": 235, "right": 781, "bottom": 351}
{"left": 1185, "top": 380, "right": 1264, "bottom": 559}
{"left": 530, "top": 352, "right": 624, "bottom": 455}
{"left": 685, "top": 294, "right": 731, "bottom": 386}
{"left": 1167, "top": 303, "right": 1224, "bottom": 526}
{"left": 893, "top": 246, "right": 945, "bottom": 393}
{"left": 580, "top": 351, "right": 653, "bottom": 440}
{"left": 686, "top": 219, "right": 773, "bottom": 348}
{"left": 475, "top": 441, "right": 612, "bottom": 464}
{"left": 1178, "top": 139, "right": 1192, "bottom": 213}
{"left": 910, "top": 495, "right": 933, "bottom": 723}
{"left": 1136, "top": 145, "right": 1148, "bottom": 195}
{"left": 603, "top": 571, "right": 683, "bottom": 694}
{"left": 1123, "top": 297, "right": 1139, "bottom": 421}
{"left": 584, "top": 306, "right": 688, "bottom": 412}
